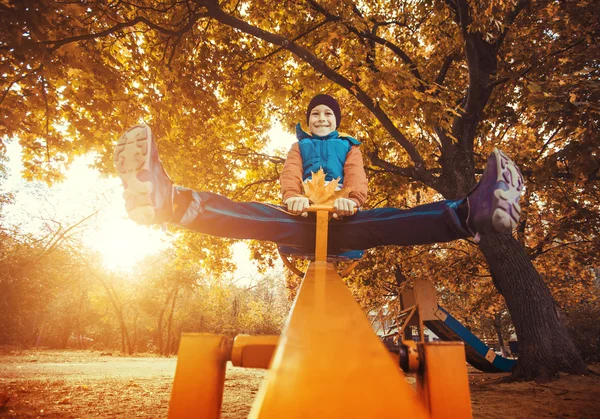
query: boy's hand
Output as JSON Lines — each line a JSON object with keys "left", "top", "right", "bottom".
{"left": 285, "top": 196, "right": 309, "bottom": 217}
{"left": 333, "top": 198, "right": 356, "bottom": 218}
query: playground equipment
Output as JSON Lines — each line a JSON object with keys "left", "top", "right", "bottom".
{"left": 379, "top": 279, "right": 516, "bottom": 373}
{"left": 278, "top": 245, "right": 364, "bottom": 278}
{"left": 168, "top": 205, "right": 473, "bottom": 418}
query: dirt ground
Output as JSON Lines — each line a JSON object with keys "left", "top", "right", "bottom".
{"left": 0, "top": 349, "right": 599, "bottom": 418}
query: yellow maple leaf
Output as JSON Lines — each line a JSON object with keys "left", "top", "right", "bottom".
{"left": 302, "top": 168, "right": 352, "bottom": 205}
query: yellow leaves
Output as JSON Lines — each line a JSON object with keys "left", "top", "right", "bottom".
{"left": 255, "top": 70, "right": 271, "bottom": 88}
{"left": 316, "top": 30, "right": 343, "bottom": 54}
{"left": 412, "top": 91, "right": 426, "bottom": 101}
{"left": 569, "top": 92, "right": 577, "bottom": 103}
{"left": 527, "top": 82, "right": 543, "bottom": 94}
{"left": 301, "top": 168, "right": 351, "bottom": 205}
{"left": 425, "top": 85, "right": 439, "bottom": 95}
{"left": 445, "top": 107, "right": 462, "bottom": 117}
{"left": 446, "top": 132, "right": 459, "bottom": 143}
{"left": 379, "top": 83, "right": 394, "bottom": 98}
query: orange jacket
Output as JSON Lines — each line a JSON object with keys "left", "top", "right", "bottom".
{"left": 280, "top": 142, "right": 369, "bottom": 207}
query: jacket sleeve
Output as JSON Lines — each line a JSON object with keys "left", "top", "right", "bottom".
{"left": 343, "top": 146, "right": 368, "bottom": 207}
{"left": 280, "top": 143, "right": 304, "bottom": 203}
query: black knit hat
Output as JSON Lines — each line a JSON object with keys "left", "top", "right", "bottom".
{"left": 306, "top": 94, "right": 341, "bottom": 129}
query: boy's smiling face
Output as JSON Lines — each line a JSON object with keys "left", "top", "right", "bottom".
{"left": 308, "top": 104, "right": 337, "bottom": 136}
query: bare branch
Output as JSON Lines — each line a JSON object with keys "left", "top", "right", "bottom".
{"left": 530, "top": 240, "right": 594, "bottom": 260}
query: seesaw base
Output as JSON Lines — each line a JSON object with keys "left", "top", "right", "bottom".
{"left": 168, "top": 261, "right": 472, "bottom": 418}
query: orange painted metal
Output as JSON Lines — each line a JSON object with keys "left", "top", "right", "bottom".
{"left": 314, "top": 211, "right": 329, "bottom": 261}
{"left": 231, "top": 335, "right": 279, "bottom": 369}
{"left": 417, "top": 342, "right": 473, "bottom": 418}
{"left": 168, "top": 333, "right": 230, "bottom": 419}
{"left": 168, "top": 206, "right": 472, "bottom": 418}
{"left": 247, "top": 260, "right": 429, "bottom": 417}
{"left": 404, "top": 340, "right": 420, "bottom": 373}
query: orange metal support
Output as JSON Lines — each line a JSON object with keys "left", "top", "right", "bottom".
{"left": 246, "top": 207, "right": 430, "bottom": 418}
{"left": 168, "top": 333, "right": 231, "bottom": 419}
{"left": 314, "top": 208, "right": 330, "bottom": 261}
{"left": 248, "top": 261, "right": 429, "bottom": 418}
{"left": 417, "top": 342, "right": 473, "bottom": 419}
{"left": 168, "top": 206, "right": 473, "bottom": 419}
{"left": 231, "top": 335, "right": 279, "bottom": 369}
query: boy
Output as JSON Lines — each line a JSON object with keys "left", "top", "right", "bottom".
{"left": 280, "top": 94, "right": 367, "bottom": 217}
{"left": 114, "top": 94, "right": 523, "bottom": 253}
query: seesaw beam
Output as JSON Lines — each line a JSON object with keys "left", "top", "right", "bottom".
{"left": 168, "top": 207, "right": 472, "bottom": 418}
{"left": 247, "top": 261, "right": 430, "bottom": 418}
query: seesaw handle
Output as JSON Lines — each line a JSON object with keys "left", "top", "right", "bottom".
{"left": 305, "top": 204, "right": 357, "bottom": 214}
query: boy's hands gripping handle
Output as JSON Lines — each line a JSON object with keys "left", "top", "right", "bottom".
{"left": 332, "top": 197, "right": 356, "bottom": 218}
{"left": 306, "top": 200, "right": 357, "bottom": 218}
{"left": 286, "top": 197, "right": 357, "bottom": 217}
{"left": 285, "top": 196, "right": 310, "bottom": 217}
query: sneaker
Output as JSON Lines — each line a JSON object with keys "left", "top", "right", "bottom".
{"left": 113, "top": 124, "right": 174, "bottom": 225}
{"left": 465, "top": 148, "right": 524, "bottom": 240}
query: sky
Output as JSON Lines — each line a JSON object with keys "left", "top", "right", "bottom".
{"left": 1, "top": 122, "right": 295, "bottom": 285}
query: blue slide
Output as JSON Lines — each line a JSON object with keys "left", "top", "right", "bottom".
{"left": 424, "top": 306, "right": 516, "bottom": 373}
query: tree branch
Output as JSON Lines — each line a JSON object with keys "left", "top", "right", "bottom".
{"left": 42, "top": 12, "right": 207, "bottom": 52}
{"left": 534, "top": 125, "right": 564, "bottom": 163}
{"left": 203, "top": 2, "right": 432, "bottom": 178}
{"left": 368, "top": 150, "right": 439, "bottom": 189}
{"left": 231, "top": 177, "right": 280, "bottom": 200}
{"left": 237, "top": 17, "right": 333, "bottom": 72}
{"left": 530, "top": 240, "right": 594, "bottom": 260}
{"left": 495, "top": 0, "right": 530, "bottom": 50}
{"left": 490, "top": 36, "right": 588, "bottom": 89}
{"left": 1, "top": 65, "right": 43, "bottom": 107}
{"left": 307, "top": 0, "right": 425, "bottom": 85}
{"left": 436, "top": 52, "right": 460, "bottom": 85}
{"left": 443, "top": 0, "right": 460, "bottom": 24}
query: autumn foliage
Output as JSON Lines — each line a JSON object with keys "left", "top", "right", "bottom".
{"left": 0, "top": 0, "right": 598, "bottom": 380}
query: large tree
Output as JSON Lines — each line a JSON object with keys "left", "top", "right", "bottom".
{"left": 1, "top": 0, "right": 598, "bottom": 380}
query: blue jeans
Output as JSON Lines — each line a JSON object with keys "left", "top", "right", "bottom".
{"left": 172, "top": 188, "right": 470, "bottom": 254}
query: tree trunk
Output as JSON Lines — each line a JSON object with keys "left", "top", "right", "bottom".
{"left": 165, "top": 287, "right": 179, "bottom": 356}
{"left": 76, "top": 292, "right": 85, "bottom": 349}
{"left": 99, "top": 280, "right": 131, "bottom": 355}
{"left": 121, "top": 328, "right": 126, "bottom": 354}
{"left": 492, "top": 314, "right": 507, "bottom": 358}
{"left": 87, "top": 267, "right": 132, "bottom": 355}
{"left": 478, "top": 233, "right": 586, "bottom": 382}
{"left": 132, "top": 314, "right": 138, "bottom": 353}
{"left": 157, "top": 291, "right": 173, "bottom": 355}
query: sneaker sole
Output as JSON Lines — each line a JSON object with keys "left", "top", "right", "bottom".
{"left": 113, "top": 124, "right": 156, "bottom": 224}
{"left": 491, "top": 148, "right": 524, "bottom": 233}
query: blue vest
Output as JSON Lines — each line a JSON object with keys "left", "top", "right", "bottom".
{"left": 295, "top": 124, "right": 361, "bottom": 184}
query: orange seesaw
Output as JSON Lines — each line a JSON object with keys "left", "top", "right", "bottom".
{"left": 167, "top": 205, "right": 472, "bottom": 418}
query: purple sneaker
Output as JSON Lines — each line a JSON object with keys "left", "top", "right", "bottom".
{"left": 113, "top": 124, "right": 174, "bottom": 225}
{"left": 466, "top": 148, "right": 524, "bottom": 240}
